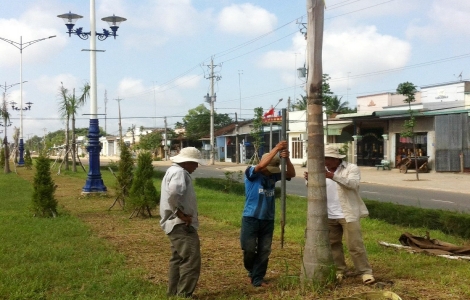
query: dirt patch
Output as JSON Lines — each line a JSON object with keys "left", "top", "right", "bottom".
{"left": 16, "top": 169, "right": 465, "bottom": 300}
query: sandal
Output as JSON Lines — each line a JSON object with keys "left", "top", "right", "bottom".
{"left": 362, "top": 274, "right": 375, "bottom": 285}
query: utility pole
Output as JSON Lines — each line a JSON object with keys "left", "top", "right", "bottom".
{"left": 204, "top": 56, "right": 221, "bottom": 165}
{"left": 153, "top": 81, "right": 157, "bottom": 128}
{"left": 42, "top": 128, "right": 47, "bottom": 148}
{"left": 235, "top": 112, "right": 239, "bottom": 164}
{"left": 164, "top": 116, "right": 168, "bottom": 161}
{"left": 210, "top": 58, "right": 215, "bottom": 165}
{"left": 302, "top": 0, "right": 334, "bottom": 285}
{"left": 104, "top": 90, "right": 108, "bottom": 135}
{"left": 238, "top": 70, "right": 243, "bottom": 120}
{"left": 115, "top": 97, "right": 123, "bottom": 144}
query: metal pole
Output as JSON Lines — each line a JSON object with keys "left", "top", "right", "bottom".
{"left": 83, "top": 0, "right": 106, "bottom": 193}
{"left": 280, "top": 108, "right": 287, "bottom": 248}
{"left": 210, "top": 57, "right": 215, "bottom": 165}
{"left": 164, "top": 116, "right": 168, "bottom": 160}
{"left": 235, "top": 112, "right": 239, "bottom": 164}
{"left": 18, "top": 36, "right": 24, "bottom": 166}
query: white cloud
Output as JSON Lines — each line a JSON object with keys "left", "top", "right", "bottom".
{"left": 258, "top": 26, "right": 411, "bottom": 91}
{"left": 117, "top": 78, "right": 146, "bottom": 97}
{"left": 217, "top": 3, "right": 277, "bottom": 36}
{"left": 324, "top": 26, "right": 411, "bottom": 90}
{"left": 130, "top": 0, "right": 211, "bottom": 36}
{"left": 0, "top": 3, "right": 66, "bottom": 68}
{"left": 406, "top": 0, "right": 470, "bottom": 40}
{"left": 257, "top": 34, "right": 306, "bottom": 86}
{"left": 174, "top": 75, "right": 202, "bottom": 89}
{"left": 35, "top": 74, "right": 82, "bottom": 95}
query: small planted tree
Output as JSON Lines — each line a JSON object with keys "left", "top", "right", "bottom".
{"left": 0, "top": 146, "right": 4, "bottom": 169}
{"left": 31, "top": 153, "right": 58, "bottom": 217}
{"left": 24, "top": 149, "right": 33, "bottom": 170}
{"left": 109, "top": 142, "right": 134, "bottom": 209}
{"left": 396, "top": 82, "right": 419, "bottom": 180}
{"left": 249, "top": 107, "right": 264, "bottom": 164}
{"left": 128, "top": 151, "right": 159, "bottom": 218}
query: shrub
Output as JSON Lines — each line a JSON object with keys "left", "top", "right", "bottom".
{"left": 116, "top": 143, "right": 134, "bottom": 205}
{"left": 365, "top": 200, "right": 470, "bottom": 239}
{"left": 127, "top": 151, "right": 159, "bottom": 218}
{"left": 31, "top": 153, "right": 58, "bottom": 217}
{"left": 24, "top": 149, "right": 33, "bottom": 170}
{"left": 0, "top": 147, "right": 4, "bottom": 168}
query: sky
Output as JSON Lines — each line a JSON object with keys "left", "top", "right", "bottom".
{"left": 1, "top": 0, "right": 469, "bottom": 141}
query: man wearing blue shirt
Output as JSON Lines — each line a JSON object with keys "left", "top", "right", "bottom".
{"left": 241, "top": 140, "right": 296, "bottom": 287}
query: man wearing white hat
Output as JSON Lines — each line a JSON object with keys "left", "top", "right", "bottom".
{"left": 305, "top": 145, "right": 375, "bottom": 285}
{"left": 241, "top": 140, "right": 296, "bottom": 287}
{"left": 160, "top": 147, "right": 203, "bottom": 298}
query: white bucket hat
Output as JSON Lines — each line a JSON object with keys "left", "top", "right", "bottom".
{"left": 260, "top": 153, "right": 281, "bottom": 174}
{"left": 171, "top": 147, "right": 204, "bottom": 164}
{"left": 324, "top": 145, "right": 346, "bottom": 159}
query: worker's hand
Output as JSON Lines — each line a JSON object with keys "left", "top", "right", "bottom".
{"left": 303, "top": 171, "right": 308, "bottom": 180}
{"left": 325, "top": 167, "right": 334, "bottom": 179}
{"left": 181, "top": 214, "right": 193, "bottom": 226}
{"left": 176, "top": 209, "right": 192, "bottom": 226}
{"left": 275, "top": 140, "right": 288, "bottom": 151}
{"left": 279, "top": 149, "right": 290, "bottom": 159}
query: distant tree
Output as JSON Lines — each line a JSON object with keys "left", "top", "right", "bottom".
{"left": 293, "top": 74, "right": 334, "bottom": 111}
{"left": 397, "top": 81, "right": 420, "bottom": 180}
{"left": 58, "top": 83, "right": 89, "bottom": 172}
{"left": 12, "top": 127, "right": 19, "bottom": 163}
{"left": 249, "top": 107, "right": 264, "bottom": 164}
{"left": 0, "top": 146, "right": 4, "bottom": 170}
{"left": 182, "top": 104, "right": 232, "bottom": 141}
{"left": 128, "top": 151, "right": 159, "bottom": 218}
{"left": 128, "top": 124, "right": 136, "bottom": 147}
{"left": 139, "top": 130, "right": 163, "bottom": 158}
{"left": 1, "top": 98, "right": 11, "bottom": 173}
{"left": 31, "top": 153, "right": 57, "bottom": 217}
{"left": 24, "top": 149, "right": 33, "bottom": 170}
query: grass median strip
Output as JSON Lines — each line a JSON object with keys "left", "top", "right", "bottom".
{"left": 2, "top": 167, "right": 470, "bottom": 299}
{"left": 0, "top": 172, "right": 165, "bottom": 300}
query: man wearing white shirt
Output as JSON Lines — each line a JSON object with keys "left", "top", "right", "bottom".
{"left": 305, "top": 145, "right": 375, "bottom": 285}
{"left": 160, "top": 147, "right": 203, "bottom": 298}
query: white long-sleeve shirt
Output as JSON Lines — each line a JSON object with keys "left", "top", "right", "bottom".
{"left": 160, "top": 163, "right": 199, "bottom": 234}
{"left": 329, "top": 161, "right": 369, "bottom": 222}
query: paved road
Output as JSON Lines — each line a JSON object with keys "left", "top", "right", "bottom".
{"left": 154, "top": 165, "right": 470, "bottom": 213}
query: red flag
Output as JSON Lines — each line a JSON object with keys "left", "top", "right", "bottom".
{"left": 263, "top": 107, "right": 275, "bottom": 118}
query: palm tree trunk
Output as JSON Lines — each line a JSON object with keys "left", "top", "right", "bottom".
{"left": 3, "top": 136, "right": 10, "bottom": 174}
{"left": 301, "top": 0, "right": 334, "bottom": 286}
{"left": 72, "top": 113, "right": 77, "bottom": 172}
{"left": 64, "top": 118, "right": 70, "bottom": 171}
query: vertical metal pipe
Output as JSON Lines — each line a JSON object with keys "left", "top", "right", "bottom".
{"left": 280, "top": 108, "right": 287, "bottom": 248}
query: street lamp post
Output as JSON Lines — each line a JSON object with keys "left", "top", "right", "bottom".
{"left": 0, "top": 36, "right": 55, "bottom": 166}
{"left": 58, "top": 0, "right": 126, "bottom": 194}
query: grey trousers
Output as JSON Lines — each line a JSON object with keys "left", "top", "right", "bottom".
{"left": 328, "top": 218, "right": 372, "bottom": 275}
{"left": 167, "top": 224, "right": 201, "bottom": 297}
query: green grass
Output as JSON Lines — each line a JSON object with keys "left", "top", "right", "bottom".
{"left": 0, "top": 172, "right": 166, "bottom": 300}
{"left": 3, "top": 167, "right": 470, "bottom": 299}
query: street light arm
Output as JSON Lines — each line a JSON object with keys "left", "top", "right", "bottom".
{"left": 0, "top": 37, "right": 21, "bottom": 50}
{"left": 0, "top": 81, "right": 28, "bottom": 92}
{"left": 0, "top": 35, "right": 56, "bottom": 51}
{"left": 21, "top": 36, "right": 57, "bottom": 50}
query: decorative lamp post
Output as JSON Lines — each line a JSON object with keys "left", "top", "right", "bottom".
{"left": 0, "top": 36, "right": 55, "bottom": 166}
{"left": 58, "top": 0, "right": 126, "bottom": 193}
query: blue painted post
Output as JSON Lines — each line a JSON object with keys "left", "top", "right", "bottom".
{"left": 82, "top": 119, "right": 106, "bottom": 193}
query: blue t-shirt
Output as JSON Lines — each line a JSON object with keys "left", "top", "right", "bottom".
{"left": 243, "top": 166, "right": 282, "bottom": 220}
